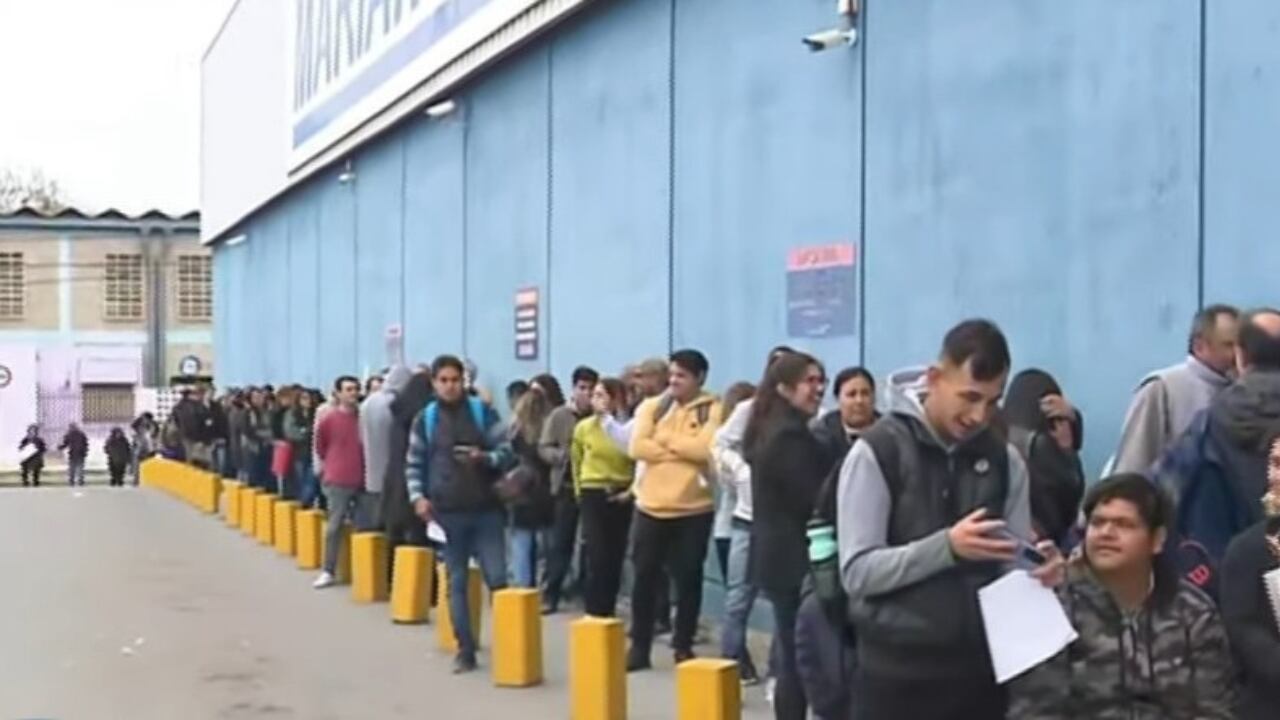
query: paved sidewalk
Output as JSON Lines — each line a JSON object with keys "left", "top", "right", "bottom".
{"left": 0, "top": 486, "right": 773, "bottom": 719}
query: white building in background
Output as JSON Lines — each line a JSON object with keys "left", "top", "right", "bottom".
{"left": 0, "top": 208, "right": 207, "bottom": 470}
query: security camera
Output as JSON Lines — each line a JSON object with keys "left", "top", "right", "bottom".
{"left": 802, "top": 27, "right": 857, "bottom": 52}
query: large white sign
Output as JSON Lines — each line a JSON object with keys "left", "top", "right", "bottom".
{"left": 203, "top": 0, "right": 587, "bottom": 242}
{"left": 288, "top": 0, "right": 549, "bottom": 168}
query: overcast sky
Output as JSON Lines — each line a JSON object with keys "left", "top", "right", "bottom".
{"left": 0, "top": 0, "right": 236, "bottom": 215}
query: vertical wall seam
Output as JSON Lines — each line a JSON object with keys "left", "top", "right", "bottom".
{"left": 666, "top": 0, "right": 677, "bottom": 352}
{"left": 351, "top": 162, "right": 360, "bottom": 373}
{"left": 858, "top": 1, "right": 869, "bottom": 366}
{"left": 399, "top": 137, "right": 409, "bottom": 333}
{"left": 545, "top": 46, "right": 555, "bottom": 372}
{"left": 461, "top": 116, "right": 470, "bottom": 357}
{"left": 1196, "top": 0, "right": 1207, "bottom": 309}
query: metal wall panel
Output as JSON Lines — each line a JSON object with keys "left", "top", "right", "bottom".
{"left": 1203, "top": 0, "right": 1280, "bottom": 308}
{"left": 316, "top": 168, "right": 359, "bottom": 384}
{"left": 354, "top": 136, "right": 407, "bottom": 376}
{"left": 546, "top": 1, "right": 672, "bottom": 381}
{"left": 462, "top": 47, "right": 552, "bottom": 390}
{"left": 672, "top": 0, "right": 863, "bottom": 389}
{"left": 286, "top": 191, "right": 322, "bottom": 387}
{"left": 862, "top": 0, "right": 1201, "bottom": 472}
{"left": 402, "top": 117, "right": 467, "bottom": 365}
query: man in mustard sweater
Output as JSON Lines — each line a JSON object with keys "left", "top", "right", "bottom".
{"left": 627, "top": 349, "right": 722, "bottom": 671}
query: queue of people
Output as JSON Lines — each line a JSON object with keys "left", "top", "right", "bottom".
{"left": 47, "top": 302, "right": 1280, "bottom": 720}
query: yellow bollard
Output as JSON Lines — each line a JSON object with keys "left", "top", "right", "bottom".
{"left": 390, "top": 546, "right": 435, "bottom": 623}
{"left": 182, "top": 464, "right": 196, "bottom": 506}
{"left": 223, "top": 480, "right": 242, "bottom": 525}
{"left": 204, "top": 472, "right": 222, "bottom": 514}
{"left": 351, "top": 532, "right": 390, "bottom": 603}
{"left": 295, "top": 509, "right": 324, "bottom": 570}
{"left": 676, "top": 659, "right": 740, "bottom": 720}
{"left": 436, "top": 564, "right": 483, "bottom": 653}
{"left": 273, "top": 500, "right": 299, "bottom": 556}
{"left": 255, "top": 494, "right": 276, "bottom": 546}
{"left": 239, "top": 488, "right": 260, "bottom": 536}
{"left": 492, "top": 589, "right": 542, "bottom": 687}
{"left": 570, "top": 616, "right": 626, "bottom": 720}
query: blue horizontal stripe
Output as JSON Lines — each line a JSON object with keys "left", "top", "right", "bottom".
{"left": 293, "top": 0, "right": 491, "bottom": 150}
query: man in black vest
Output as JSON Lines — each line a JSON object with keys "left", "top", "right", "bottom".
{"left": 837, "top": 319, "right": 1063, "bottom": 719}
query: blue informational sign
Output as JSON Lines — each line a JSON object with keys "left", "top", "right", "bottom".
{"left": 786, "top": 243, "right": 857, "bottom": 339}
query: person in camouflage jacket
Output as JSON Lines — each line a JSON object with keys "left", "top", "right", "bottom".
{"left": 1009, "top": 474, "right": 1236, "bottom": 719}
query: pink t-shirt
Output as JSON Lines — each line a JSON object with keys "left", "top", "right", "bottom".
{"left": 315, "top": 407, "right": 364, "bottom": 489}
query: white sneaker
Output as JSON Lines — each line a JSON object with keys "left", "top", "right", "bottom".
{"left": 765, "top": 677, "right": 776, "bottom": 707}
{"left": 312, "top": 572, "right": 335, "bottom": 589}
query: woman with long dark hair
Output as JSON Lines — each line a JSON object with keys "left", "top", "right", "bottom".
{"left": 572, "top": 377, "right": 636, "bottom": 616}
{"left": 744, "top": 351, "right": 828, "bottom": 720}
{"left": 1003, "top": 368, "right": 1085, "bottom": 548}
{"left": 285, "top": 390, "right": 320, "bottom": 508}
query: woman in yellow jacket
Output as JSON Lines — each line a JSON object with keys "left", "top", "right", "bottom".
{"left": 571, "top": 377, "right": 636, "bottom": 617}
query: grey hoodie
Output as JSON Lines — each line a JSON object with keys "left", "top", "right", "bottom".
{"left": 837, "top": 367, "right": 1032, "bottom": 602}
{"left": 1112, "top": 356, "right": 1232, "bottom": 474}
{"left": 359, "top": 365, "right": 413, "bottom": 494}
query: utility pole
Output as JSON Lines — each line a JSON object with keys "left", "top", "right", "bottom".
{"left": 143, "top": 229, "right": 168, "bottom": 386}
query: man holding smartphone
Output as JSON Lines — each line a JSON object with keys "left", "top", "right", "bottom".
{"left": 405, "top": 355, "right": 512, "bottom": 674}
{"left": 837, "top": 320, "right": 1064, "bottom": 720}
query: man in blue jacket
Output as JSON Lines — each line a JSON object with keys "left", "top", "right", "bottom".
{"left": 406, "top": 354, "right": 512, "bottom": 673}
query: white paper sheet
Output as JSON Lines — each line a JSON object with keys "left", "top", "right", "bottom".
{"left": 979, "top": 569, "right": 1078, "bottom": 683}
{"left": 18, "top": 444, "right": 38, "bottom": 463}
{"left": 426, "top": 521, "right": 447, "bottom": 544}
{"left": 1264, "top": 567, "right": 1280, "bottom": 635}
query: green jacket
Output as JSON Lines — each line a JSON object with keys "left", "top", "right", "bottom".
{"left": 1009, "top": 562, "right": 1236, "bottom": 720}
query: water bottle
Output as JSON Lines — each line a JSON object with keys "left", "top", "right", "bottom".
{"left": 808, "top": 519, "right": 843, "bottom": 606}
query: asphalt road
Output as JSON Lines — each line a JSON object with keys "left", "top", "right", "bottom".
{"left": 0, "top": 486, "right": 773, "bottom": 719}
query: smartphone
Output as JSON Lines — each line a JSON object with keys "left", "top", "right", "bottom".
{"left": 996, "top": 529, "right": 1047, "bottom": 570}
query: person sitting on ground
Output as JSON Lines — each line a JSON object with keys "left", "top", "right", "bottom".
{"left": 1010, "top": 474, "right": 1236, "bottom": 719}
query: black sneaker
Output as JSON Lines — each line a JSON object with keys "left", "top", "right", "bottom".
{"left": 655, "top": 617, "right": 673, "bottom": 637}
{"left": 673, "top": 648, "right": 696, "bottom": 665}
{"left": 540, "top": 597, "right": 559, "bottom": 616}
{"left": 740, "top": 665, "right": 761, "bottom": 686}
{"left": 452, "top": 654, "right": 478, "bottom": 674}
{"left": 625, "top": 647, "right": 651, "bottom": 673}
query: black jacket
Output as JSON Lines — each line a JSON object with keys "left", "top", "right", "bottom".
{"left": 19, "top": 437, "right": 46, "bottom": 469}
{"left": 1220, "top": 519, "right": 1280, "bottom": 720}
{"left": 810, "top": 409, "right": 853, "bottom": 474}
{"left": 1206, "top": 371, "right": 1280, "bottom": 528}
{"left": 104, "top": 434, "right": 132, "bottom": 466}
{"left": 383, "top": 375, "right": 432, "bottom": 536}
{"left": 748, "top": 406, "right": 828, "bottom": 594}
{"left": 1009, "top": 425, "right": 1085, "bottom": 547}
{"left": 59, "top": 429, "right": 89, "bottom": 460}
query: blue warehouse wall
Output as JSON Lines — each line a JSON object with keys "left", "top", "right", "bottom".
{"left": 215, "top": 0, "right": 1280, "bottom": 476}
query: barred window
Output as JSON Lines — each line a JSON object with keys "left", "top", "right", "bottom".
{"left": 176, "top": 254, "right": 212, "bottom": 322}
{"left": 82, "top": 383, "right": 135, "bottom": 424}
{"left": 103, "top": 253, "right": 144, "bottom": 321}
{"left": 0, "top": 251, "right": 23, "bottom": 319}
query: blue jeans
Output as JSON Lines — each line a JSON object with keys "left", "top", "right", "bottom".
{"left": 720, "top": 521, "right": 759, "bottom": 677}
{"left": 509, "top": 527, "right": 539, "bottom": 588}
{"left": 435, "top": 509, "right": 508, "bottom": 658}
{"left": 295, "top": 457, "right": 319, "bottom": 509}
{"left": 67, "top": 459, "right": 86, "bottom": 486}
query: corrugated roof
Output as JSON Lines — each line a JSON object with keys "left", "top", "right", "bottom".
{"left": 0, "top": 206, "right": 199, "bottom": 222}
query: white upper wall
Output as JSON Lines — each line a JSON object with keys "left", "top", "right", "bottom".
{"left": 201, "top": 0, "right": 594, "bottom": 244}
{"left": 201, "top": 0, "right": 291, "bottom": 244}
